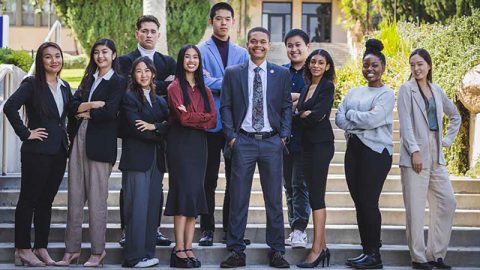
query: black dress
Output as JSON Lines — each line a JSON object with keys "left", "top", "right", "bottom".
{"left": 164, "top": 79, "right": 216, "bottom": 217}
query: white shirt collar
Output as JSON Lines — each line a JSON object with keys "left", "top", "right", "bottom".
{"left": 93, "top": 68, "right": 114, "bottom": 81}
{"left": 138, "top": 44, "right": 155, "bottom": 60}
{"left": 248, "top": 59, "right": 267, "bottom": 73}
{"left": 57, "top": 77, "right": 66, "bottom": 88}
{"left": 47, "top": 77, "right": 65, "bottom": 90}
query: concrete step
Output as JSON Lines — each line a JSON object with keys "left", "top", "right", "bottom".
{"left": 2, "top": 174, "right": 479, "bottom": 194}
{"left": 0, "top": 223, "right": 478, "bottom": 247}
{"left": 1, "top": 206, "right": 479, "bottom": 227}
{"left": 1, "top": 190, "right": 479, "bottom": 209}
{"left": 114, "top": 140, "right": 402, "bottom": 160}
{"left": 0, "top": 242, "right": 477, "bottom": 267}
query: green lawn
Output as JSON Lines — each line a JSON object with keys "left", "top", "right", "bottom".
{"left": 61, "top": 68, "right": 84, "bottom": 89}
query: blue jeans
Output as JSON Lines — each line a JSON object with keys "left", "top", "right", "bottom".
{"left": 283, "top": 152, "right": 310, "bottom": 231}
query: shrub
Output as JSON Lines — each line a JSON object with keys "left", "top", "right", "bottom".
{"left": 0, "top": 48, "right": 34, "bottom": 72}
{"left": 62, "top": 53, "right": 88, "bottom": 69}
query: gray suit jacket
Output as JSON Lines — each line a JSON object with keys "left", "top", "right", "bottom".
{"left": 397, "top": 78, "right": 461, "bottom": 168}
{"left": 220, "top": 61, "right": 292, "bottom": 142}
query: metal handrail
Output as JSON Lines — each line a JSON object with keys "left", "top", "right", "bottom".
{"left": 27, "top": 20, "right": 62, "bottom": 76}
{"left": 0, "top": 68, "right": 14, "bottom": 175}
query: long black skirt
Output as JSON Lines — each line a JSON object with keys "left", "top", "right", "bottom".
{"left": 164, "top": 125, "right": 208, "bottom": 217}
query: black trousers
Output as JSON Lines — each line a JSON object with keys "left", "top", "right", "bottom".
{"left": 15, "top": 149, "right": 67, "bottom": 248}
{"left": 120, "top": 186, "right": 163, "bottom": 230}
{"left": 200, "top": 131, "right": 231, "bottom": 232}
{"left": 303, "top": 140, "right": 334, "bottom": 210}
{"left": 345, "top": 135, "right": 392, "bottom": 249}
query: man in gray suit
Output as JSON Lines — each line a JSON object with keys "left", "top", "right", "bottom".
{"left": 219, "top": 27, "right": 292, "bottom": 268}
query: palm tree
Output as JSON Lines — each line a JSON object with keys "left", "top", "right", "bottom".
{"left": 143, "top": 0, "right": 168, "bottom": 54}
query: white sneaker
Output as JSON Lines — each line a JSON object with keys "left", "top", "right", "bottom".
{"left": 290, "top": 229, "right": 307, "bottom": 248}
{"left": 133, "top": 258, "right": 159, "bottom": 268}
{"left": 285, "top": 231, "right": 293, "bottom": 246}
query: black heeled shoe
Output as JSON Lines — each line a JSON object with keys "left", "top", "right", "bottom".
{"left": 185, "top": 248, "right": 201, "bottom": 268}
{"left": 297, "top": 248, "right": 330, "bottom": 268}
{"left": 170, "top": 248, "right": 193, "bottom": 268}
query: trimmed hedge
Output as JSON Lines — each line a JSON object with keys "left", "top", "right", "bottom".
{"left": 0, "top": 48, "right": 34, "bottom": 72}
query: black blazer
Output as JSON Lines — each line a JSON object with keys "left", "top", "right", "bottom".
{"left": 118, "top": 90, "right": 169, "bottom": 172}
{"left": 67, "top": 73, "right": 126, "bottom": 163}
{"left": 294, "top": 77, "right": 334, "bottom": 143}
{"left": 118, "top": 49, "right": 176, "bottom": 96}
{"left": 220, "top": 61, "right": 292, "bottom": 142}
{"left": 3, "top": 76, "right": 72, "bottom": 155}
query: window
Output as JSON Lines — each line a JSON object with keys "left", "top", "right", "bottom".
{"left": 302, "top": 3, "right": 332, "bottom": 43}
{"left": 4, "top": 0, "right": 16, "bottom": 25}
{"left": 262, "top": 2, "right": 291, "bottom": 42}
{"left": 21, "top": 0, "right": 34, "bottom": 26}
{"left": 41, "top": 1, "right": 58, "bottom": 26}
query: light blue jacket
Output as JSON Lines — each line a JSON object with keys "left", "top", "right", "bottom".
{"left": 198, "top": 37, "right": 249, "bottom": 132}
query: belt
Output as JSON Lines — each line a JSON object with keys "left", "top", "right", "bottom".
{"left": 239, "top": 129, "right": 277, "bottom": 140}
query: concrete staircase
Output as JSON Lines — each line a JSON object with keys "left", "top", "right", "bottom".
{"left": 0, "top": 109, "right": 479, "bottom": 267}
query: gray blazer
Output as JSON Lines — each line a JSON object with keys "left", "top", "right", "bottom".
{"left": 220, "top": 61, "right": 292, "bottom": 142}
{"left": 397, "top": 78, "right": 461, "bottom": 168}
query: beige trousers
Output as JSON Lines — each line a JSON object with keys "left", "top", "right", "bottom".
{"left": 401, "top": 131, "right": 456, "bottom": 263}
{"left": 64, "top": 120, "right": 112, "bottom": 254}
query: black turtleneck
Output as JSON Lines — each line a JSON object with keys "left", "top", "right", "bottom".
{"left": 212, "top": 35, "right": 229, "bottom": 68}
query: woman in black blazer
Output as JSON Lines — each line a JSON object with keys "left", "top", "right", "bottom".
{"left": 295, "top": 49, "right": 336, "bottom": 268}
{"left": 57, "top": 38, "right": 126, "bottom": 267}
{"left": 3, "top": 42, "right": 72, "bottom": 266}
{"left": 119, "top": 57, "right": 169, "bottom": 267}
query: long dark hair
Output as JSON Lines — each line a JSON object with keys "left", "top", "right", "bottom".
{"left": 78, "top": 38, "right": 119, "bottom": 93}
{"left": 33, "top": 42, "right": 64, "bottom": 117}
{"left": 409, "top": 48, "right": 433, "bottom": 82}
{"left": 304, "top": 49, "right": 336, "bottom": 83}
{"left": 128, "top": 56, "right": 157, "bottom": 105}
{"left": 175, "top": 44, "right": 211, "bottom": 113}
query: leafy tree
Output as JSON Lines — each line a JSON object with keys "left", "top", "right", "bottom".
{"left": 52, "top": 0, "right": 210, "bottom": 57}
{"left": 380, "top": 0, "right": 480, "bottom": 23}
{"left": 52, "top": 0, "right": 142, "bottom": 55}
{"left": 339, "top": 0, "right": 382, "bottom": 38}
{"left": 166, "top": 0, "right": 210, "bottom": 56}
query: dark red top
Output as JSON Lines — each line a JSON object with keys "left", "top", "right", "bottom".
{"left": 167, "top": 79, "right": 216, "bottom": 130}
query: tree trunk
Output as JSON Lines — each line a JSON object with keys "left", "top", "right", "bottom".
{"left": 143, "top": 0, "right": 168, "bottom": 55}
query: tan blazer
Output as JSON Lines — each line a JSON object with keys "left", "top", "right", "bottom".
{"left": 397, "top": 78, "right": 461, "bottom": 168}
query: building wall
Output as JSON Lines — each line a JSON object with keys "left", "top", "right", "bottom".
{"left": 247, "top": 0, "right": 347, "bottom": 43}
{"left": 9, "top": 26, "right": 79, "bottom": 54}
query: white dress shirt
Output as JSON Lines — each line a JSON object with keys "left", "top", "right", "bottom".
{"left": 241, "top": 59, "right": 273, "bottom": 132}
{"left": 88, "top": 69, "right": 114, "bottom": 102}
{"left": 138, "top": 44, "right": 155, "bottom": 62}
{"left": 47, "top": 77, "right": 65, "bottom": 116}
{"left": 143, "top": 89, "right": 152, "bottom": 106}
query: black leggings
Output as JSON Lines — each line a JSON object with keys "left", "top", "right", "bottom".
{"left": 302, "top": 140, "right": 334, "bottom": 210}
{"left": 15, "top": 149, "right": 67, "bottom": 248}
{"left": 345, "top": 135, "right": 392, "bottom": 249}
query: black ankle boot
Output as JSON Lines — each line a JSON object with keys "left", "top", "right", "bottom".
{"left": 346, "top": 247, "right": 368, "bottom": 267}
{"left": 351, "top": 248, "right": 383, "bottom": 269}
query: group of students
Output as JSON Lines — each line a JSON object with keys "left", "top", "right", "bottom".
{"left": 3, "top": 2, "right": 461, "bottom": 269}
